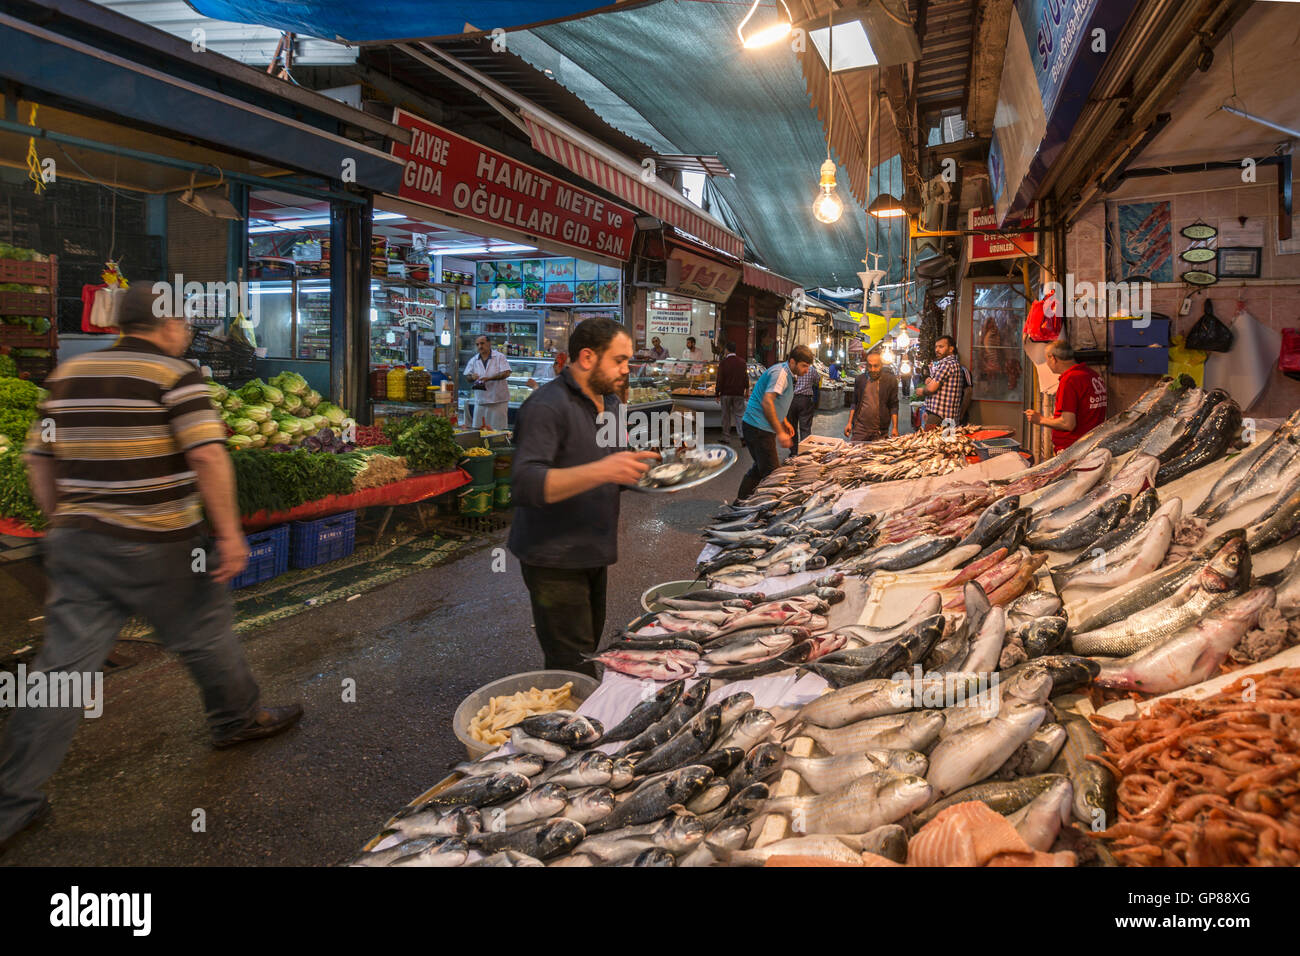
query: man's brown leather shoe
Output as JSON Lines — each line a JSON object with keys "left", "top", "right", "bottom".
{"left": 213, "top": 704, "right": 304, "bottom": 749}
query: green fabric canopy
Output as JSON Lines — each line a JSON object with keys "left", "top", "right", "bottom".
{"left": 511, "top": 2, "right": 901, "bottom": 291}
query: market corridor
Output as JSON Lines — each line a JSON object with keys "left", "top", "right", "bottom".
{"left": 0, "top": 416, "right": 840, "bottom": 866}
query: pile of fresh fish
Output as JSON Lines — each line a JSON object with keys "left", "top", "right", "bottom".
{"left": 751, "top": 426, "right": 982, "bottom": 492}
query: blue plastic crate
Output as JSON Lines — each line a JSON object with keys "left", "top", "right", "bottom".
{"left": 230, "top": 524, "right": 290, "bottom": 589}
{"left": 290, "top": 511, "right": 357, "bottom": 569}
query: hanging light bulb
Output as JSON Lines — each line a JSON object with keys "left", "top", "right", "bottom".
{"left": 895, "top": 328, "right": 910, "bottom": 349}
{"left": 737, "top": 0, "right": 793, "bottom": 49}
{"left": 882, "top": 346, "right": 895, "bottom": 364}
{"left": 900, "top": 359, "right": 913, "bottom": 375}
{"left": 813, "top": 160, "right": 844, "bottom": 224}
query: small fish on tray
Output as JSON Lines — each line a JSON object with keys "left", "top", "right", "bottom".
{"left": 634, "top": 445, "right": 736, "bottom": 492}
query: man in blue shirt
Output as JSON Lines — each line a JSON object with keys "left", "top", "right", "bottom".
{"left": 736, "top": 345, "right": 814, "bottom": 501}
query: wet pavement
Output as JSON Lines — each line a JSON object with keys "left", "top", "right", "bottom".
{"left": 0, "top": 413, "right": 849, "bottom": 866}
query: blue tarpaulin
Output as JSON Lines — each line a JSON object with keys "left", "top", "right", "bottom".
{"left": 185, "top": 0, "right": 652, "bottom": 43}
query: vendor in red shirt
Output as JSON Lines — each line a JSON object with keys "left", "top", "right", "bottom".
{"left": 1024, "top": 340, "right": 1107, "bottom": 454}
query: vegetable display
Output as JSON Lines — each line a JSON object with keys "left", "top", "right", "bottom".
{"left": 385, "top": 415, "right": 461, "bottom": 473}
{"left": 0, "top": 446, "right": 44, "bottom": 529}
{"left": 214, "top": 376, "right": 356, "bottom": 453}
{"left": 230, "top": 449, "right": 356, "bottom": 515}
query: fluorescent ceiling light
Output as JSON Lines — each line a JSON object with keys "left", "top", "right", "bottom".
{"left": 810, "top": 21, "right": 877, "bottom": 72}
{"left": 247, "top": 211, "right": 403, "bottom": 234}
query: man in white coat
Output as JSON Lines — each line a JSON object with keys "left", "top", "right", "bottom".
{"left": 464, "top": 336, "right": 512, "bottom": 430}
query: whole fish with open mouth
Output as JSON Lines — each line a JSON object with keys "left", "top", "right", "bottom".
{"left": 1200, "top": 436, "right": 1300, "bottom": 524}
{"left": 1070, "top": 534, "right": 1250, "bottom": 656}
{"left": 848, "top": 535, "right": 960, "bottom": 575}
{"left": 960, "top": 606, "right": 1006, "bottom": 672}
{"left": 725, "top": 742, "right": 786, "bottom": 790}
{"left": 385, "top": 806, "right": 481, "bottom": 841}
{"left": 701, "top": 632, "right": 795, "bottom": 665}
{"left": 972, "top": 509, "right": 1032, "bottom": 562}
{"left": 1027, "top": 449, "right": 1113, "bottom": 517}
{"left": 761, "top": 770, "right": 933, "bottom": 834}
{"left": 1195, "top": 410, "right": 1300, "bottom": 518}
{"left": 792, "top": 673, "right": 986, "bottom": 731}
{"left": 614, "top": 678, "right": 711, "bottom": 758}
{"left": 1156, "top": 399, "right": 1241, "bottom": 485}
{"left": 630, "top": 704, "right": 722, "bottom": 777}
{"left": 993, "top": 722, "right": 1069, "bottom": 781}
{"left": 999, "top": 655, "right": 1099, "bottom": 697}
{"left": 796, "top": 711, "right": 946, "bottom": 755}
{"left": 586, "top": 764, "right": 714, "bottom": 834}
{"left": 1007, "top": 777, "right": 1075, "bottom": 852}
{"left": 535, "top": 751, "right": 615, "bottom": 789}
{"left": 1028, "top": 493, "right": 1131, "bottom": 553}
{"left": 1246, "top": 482, "right": 1300, "bottom": 554}
{"left": 761, "top": 573, "right": 846, "bottom": 603}
{"left": 1134, "top": 386, "right": 1206, "bottom": 460}
{"left": 1050, "top": 514, "right": 1173, "bottom": 593}
{"left": 561, "top": 811, "right": 706, "bottom": 866}
{"left": 1067, "top": 529, "right": 1245, "bottom": 634}
{"left": 560, "top": 787, "right": 617, "bottom": 825}
{"left": 1094, "top": 586, "right": 1274, "bottom": 693}
{"left": 1013, "top": 616, "right": 1069, "bottom": 659}
{"left": 1005, "top": 589, "right": 1063, "bottom": 626}
{"left": 702, "top": 635, "right": 843, "bottom": 681}
{"left": 515, "top": 712, "right": 603, "bottom": 748}
{"left": 955, "top": 496, "right": 1023, "bottom": 550}
{"left": 841, "top": 592, "right": 943, "bottom": 646}
{"left": 937, "top": 664, "right": 1052, "bottom": 740}
{"left": 911, "top": 773, "right": 1072, "bottom": 828}
{"left": 925, "top": 700, "right": 1047, "bottom": 801}
{"left": 819, "top": 615, "right": 945, "bottom": 669}
{"left": 1031, "top": 454, "right": 1158, "bottom": 534}
{"left": 712, "top": 709, "right": 778, "bottom": 754}
{"left": 783, "top": 750, "right": 929, "bottom": 793}
{"left": 473, "top": 817, "right": 586, "bottom": 861}
{"left": 485, "top": 782, "right": 569, "bottom": 829}
{"left": 423, "top": 771, "right": 530, "bottom": 809}
{"left": 451, "top": 752, "right": 545, "bottom": 779}
{"left": 1048, "top": 718, "right": 1116, "bottom": 827}
{"left": 1051, "top": 491, "right": 1174, "bottom": 572}
{"left": 353, "top": 836, "right": 468, "bottom": 868}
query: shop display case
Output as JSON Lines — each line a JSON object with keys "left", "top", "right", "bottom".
{"left": 246, "top": 279, "right": 331, "bottom": 362}
{"left": 627, "top": 359, "right": 761, "bottom": 426}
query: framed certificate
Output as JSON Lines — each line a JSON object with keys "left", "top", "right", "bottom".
{"left": 1217, "top": 246, "right": 1262, "bottom": 279}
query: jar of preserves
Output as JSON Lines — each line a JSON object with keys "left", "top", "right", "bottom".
{"left": 369, "top": 366, "right": 389, "bottom": 401}
{"left": 387, "top": 365, "right": 408, "bottom": 401}
{"left": 406, "top": 366, "right": 432, "bottom": 402}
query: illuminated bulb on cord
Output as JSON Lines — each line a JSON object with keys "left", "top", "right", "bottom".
{"left": 896, "top": 329, "right": 910, "bottom": 349}
{"left": 882, "top": 346, "right": 895, "bottom": 364}
{"left": 900, "top": 360, "right": 913, "bottom": 375}
{"left": 812, "top": 160, "right": 843, "bottom": 224}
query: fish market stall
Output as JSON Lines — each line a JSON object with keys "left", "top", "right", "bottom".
{"left": 356, "top": 379, "right": 1300, "bottom": 866}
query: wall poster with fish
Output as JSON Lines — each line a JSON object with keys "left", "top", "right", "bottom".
{"left": 970, "top": 282, "right": 1027, "bottom": 403}
{"left": 1115, "top": 200, "right": 1174, "bottom": 283}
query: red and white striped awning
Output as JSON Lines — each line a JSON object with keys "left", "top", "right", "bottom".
{"left": 521, "top": 112, "right": 745, "bottom": 260}
{"left": 741, "top": 263, "right": 800, "bottom": 299}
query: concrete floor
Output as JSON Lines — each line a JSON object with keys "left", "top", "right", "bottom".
{"left": 0, "top": 412, "right": 850, "bottom": 866}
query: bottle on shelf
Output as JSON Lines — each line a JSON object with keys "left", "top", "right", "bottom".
{"left": 387, "top": 365, "right": 409, "bottom": 401}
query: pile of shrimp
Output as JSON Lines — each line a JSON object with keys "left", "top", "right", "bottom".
{"left": 1088, "top": 667, "right": 1300, "bottom": 866}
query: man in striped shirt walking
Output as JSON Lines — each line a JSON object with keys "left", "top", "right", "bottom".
{"left": 0, "top": 285, "right": 302, "bottom": 854}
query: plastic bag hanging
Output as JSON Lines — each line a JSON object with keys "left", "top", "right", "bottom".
{"left": 1185, "top": 299, "right": 1234, "bottom": 352}
{"left": 1023, "top": 288, "right": 1062, "bottom": 342}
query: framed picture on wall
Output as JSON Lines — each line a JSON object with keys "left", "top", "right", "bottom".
{"left": 1217, "top": 246, "right": 1262, "bottom": 279}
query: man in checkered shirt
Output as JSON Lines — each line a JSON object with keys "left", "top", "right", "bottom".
{"left": 785, "top": 362, "right": 820, "bottom": 454}
{"left": 917, "top": 335, "right": 965, "bottom": 429}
